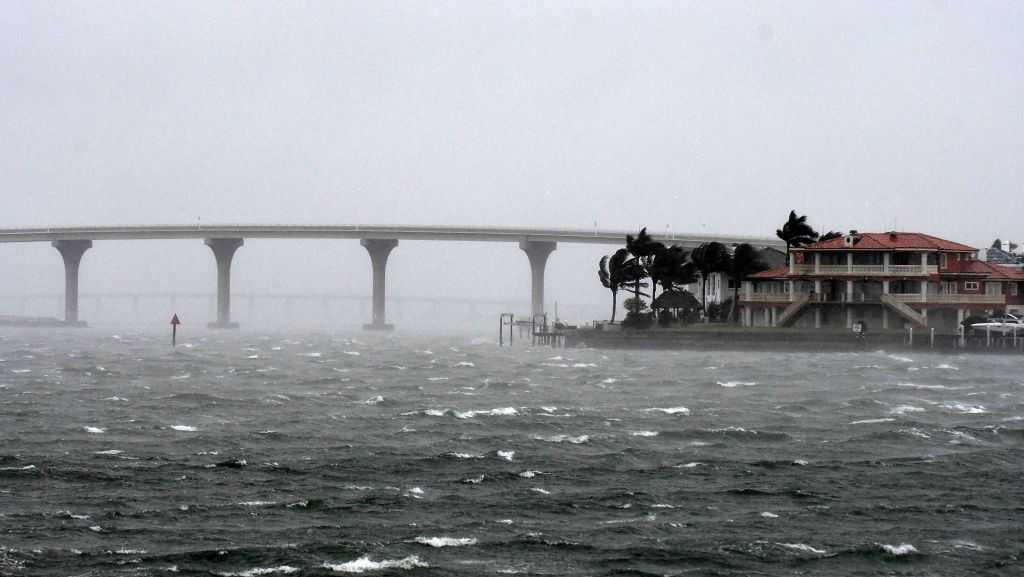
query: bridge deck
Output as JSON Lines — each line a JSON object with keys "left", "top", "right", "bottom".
{"left": 0, "top": 224, "right": 784, "bottom": 249}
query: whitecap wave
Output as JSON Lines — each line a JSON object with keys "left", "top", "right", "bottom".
{"left": 888, "top": 405, "right": 925, "bottom": 415}
{"left": 84, "top": 426, "right": 106, "bottom": 434}
{"left": 414, "top": 536, "right": 477, "bottom": 547}
{"left": 630, "top": 431, "right": 658, "bottom": 437}
{"left": 879, "top": 543, "right": 918, "bottom": 555}
{"left": 446, "top": 452, "right": 484, "bottom": 460}
{"left": 170, "top": 425, "right": 198, "bottom": 432}
{"left": 497, "top": 450, "right": 515, "bottom": 461}
{"left": 778, "top": 542, "right": 826, "bottom": 554}
{"left": 533, "top": 434, "right": 589, "bottom": 444}
{"left": 216, "top": 566, "right": 299, "bottom": 577}
{"left": 454, "top": 407, "right": 518, "bottom": 419}
{"left": 849, "top": 417, "right": 894, "bottom": 425}
{"left": 643, "top": 406, "right": 690, "bottom": 415}
{"left": 717, "top": 381, "right": 757, "bottom": 388}
{"left": 760, "top": 511, "right": 778, "bottom": 518}
{"left": 944, "top": 401, "right": 987, "bottom": 414}
{"left": 322, "top": 555, "right": 427, "bottom": 573}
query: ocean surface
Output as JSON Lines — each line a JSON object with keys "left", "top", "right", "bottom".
{"left": 0, "top": 329, "right": 1021, "bottom": 576}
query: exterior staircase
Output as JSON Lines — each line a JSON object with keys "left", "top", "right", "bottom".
{"left": 775, "top": 295, "right": 810, "bottom": 327}
{"left": 880, "top": 294, "right": 927, "bottom": 327}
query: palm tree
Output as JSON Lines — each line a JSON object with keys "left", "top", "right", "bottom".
{"left": 727, "top": 243, "right": 769, "bottom": 322}
{"left": 690, "top": 242, "right": 731, "bottom": 320}
{"left": 819, "top": 231, "right": 843, "bottom": 242}
{"left": 598, "top": 248, "right": 636, "bottom": 323}
{"left": 625, "top": 227, "right": 663, "bottom": 306}
{"left": 776, "top": 210, "right": 819, "bottom": 256}
{"left": 649, "top": 245, "right": 695, "bottom": 294}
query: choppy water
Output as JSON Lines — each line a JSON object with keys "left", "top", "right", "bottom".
{"left": 1, "top": 329, "right": 1022, "bottom": 576}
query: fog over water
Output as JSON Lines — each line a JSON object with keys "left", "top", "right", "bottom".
{"left": 2, "top": 2, "right": 1023, "bottom": 328}
{"left": 1, "top": 5, "right": 1023, "bottom": 576}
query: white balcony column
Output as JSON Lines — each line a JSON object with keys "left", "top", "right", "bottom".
{"left": 846, "top": 308, "right": 853, "bottom": 328}
{"left": 882, "top": 280, "right": 890, "bottom": 295}
{"left": 814, "top": 253, "right": 820, "bottom": 274}
{"left": 883, "top": 253, "right": 890, "bottom": 274}
{"left": 920, "top": 252, "right": 928, "bottom": 273}
{"left": 744, "top": 281, "right": 752, "bottom": 301}
{"left": 957, "top": 309, "right": 964, "bottom": 326}
{"left": 846, "top": 280, "right": 854, "bottom": 302}
{"left": 788, "top": 280, "right": 794, "bottom": 302}
{"left": 846, "top": 253, "right": 853, "bottom": 274}
{"left": 814, "top": 279, "right": 822, "bottom": 301}
{"left": 920, "top": 280, "right": 928, "bottom": 302}
{"left": 789, "top": 252, "right": 796, "bottom": 274}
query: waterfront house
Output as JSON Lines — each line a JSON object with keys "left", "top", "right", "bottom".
{"left": 739, "top": 232, "right": 1024, "bottom": 331}
{"left": 686, "top": 247, "right": 786, "bottom": 307}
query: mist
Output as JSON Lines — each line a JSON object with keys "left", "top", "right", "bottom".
{"left": 2, "top": 1, "right": 1022, "bottom": 330}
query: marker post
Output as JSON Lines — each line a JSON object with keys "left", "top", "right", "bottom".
{"left": 171, "top": 314, "right": 181, "bottom": 347}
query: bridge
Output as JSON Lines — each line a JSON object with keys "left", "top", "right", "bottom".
{"left": 0, "top": 224, "right": 784, "bottom": 329}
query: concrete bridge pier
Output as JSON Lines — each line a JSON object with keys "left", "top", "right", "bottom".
{"left": 52, "top": 240, "right": 92, "bottom": 325}
{"left": 205, "top": 238, "right": 244, "bottom": 328}
{"left": 361, "top": 238, "right": 398, "bottom": 330}
{"left": 519, "top": 240, "right": 556, "bottom": 318}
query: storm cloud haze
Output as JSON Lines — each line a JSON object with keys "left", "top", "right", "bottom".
{"left": 2, "top": 1, "right": 1022, "bottom": 328}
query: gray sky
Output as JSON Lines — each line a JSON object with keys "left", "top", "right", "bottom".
{"left": 1, "top": 1, "right": 1022, "bottom": 328}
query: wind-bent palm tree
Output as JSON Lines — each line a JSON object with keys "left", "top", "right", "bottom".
{"left": 776, "top": 210, "right": 819, "bottom": 256}
{"left": 819, "top": 231, "right": 843, "bottom": 242}
{"left": 625, "top": 227, "right": 663, "bottom": 306}
{"left": 649, "top": 245, "right": 694, "bottom": 294}
{"left": 690, "top": 242, "right": 731, "bottom": 321}
{"left": 728, "top": 243, "right": 769, "bottom": 322}
{"left": 598, "top": 248, "right": 639, "bottom": 323}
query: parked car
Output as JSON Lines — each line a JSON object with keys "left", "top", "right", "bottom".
{"left": 971, "top": 313, "right": 1024, "bottom": 334}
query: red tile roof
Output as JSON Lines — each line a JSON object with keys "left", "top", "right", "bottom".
{"left": 942, "top": 260, "right": 1024, "bottom": 280}
{"left": 751, "top": 265, "right": 789, "bottom": 279}
{"left": 797, "top": 232, "right": 976, "bottom": 252}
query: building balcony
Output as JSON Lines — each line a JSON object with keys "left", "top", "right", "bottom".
{"left": 743, "top": 292, "right": 1003, "bottom": 306}
{"left": 791, "top": 264, "right": 938, "bottom": 276}
{"left": 884, "top": 293, "right": 1006, "bottom": 305}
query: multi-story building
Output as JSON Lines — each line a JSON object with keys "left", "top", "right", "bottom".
{"left": 686, "top": 247, "right": 786, "bottom": 307}
{"left": 739, "top": 232, "right": 1024, "bottom": 332}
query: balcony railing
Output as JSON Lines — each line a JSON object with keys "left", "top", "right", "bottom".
{"left": 743, "top": 293, "right": 802, "bottom": 303}
{"left": 884, "top": 293, "right": 1005, "bottom": 304}
{"left": 744, "top": 292, "right": 1004, "bottom": 305}
{"left": 789, "top": 263, "right": 937, "bottom": 276}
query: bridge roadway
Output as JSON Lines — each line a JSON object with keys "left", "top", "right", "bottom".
{"left": 0, "top": 224, "right": 784, "bottom": 329}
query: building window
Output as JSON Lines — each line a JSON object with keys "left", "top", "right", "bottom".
{"left": 942, "top": 281, "right": 957, "bottom": 294}
{"left": 940, "top": 254, "right": 948, "bottom": 269}
{"left": 1012, "top": 283, "right": 1019, "bottom": 296}
{"left": 964, "top": 281, "right": 979, "bottom": 291}
{"left": 985, "top": 282, "right": 1002, "bottom": 296}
